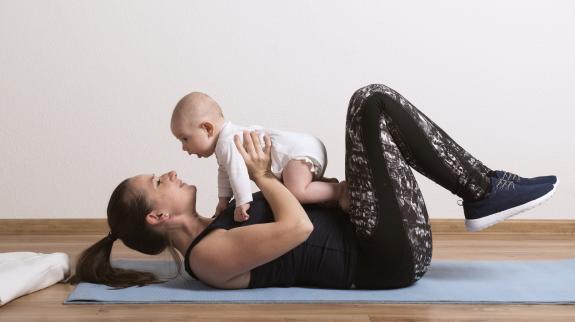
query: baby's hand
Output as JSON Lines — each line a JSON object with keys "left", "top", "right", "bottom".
{"left": 213, "top": 198, "right": 230, "bottom": 217}
{"left": 213, "top": 203, "right": 225, "bottom": 218}
{"left": 234, "top": 203, "right": 251, "bottom": 222}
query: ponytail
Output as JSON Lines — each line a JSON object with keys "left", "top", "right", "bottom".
{"left": 69, "top": 178, "right": 183, "bottom": 289}
{"left": 69, "top": 234, "right": 168, "bottom": 289}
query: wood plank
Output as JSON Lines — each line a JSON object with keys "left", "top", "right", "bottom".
{"left": 0, "top": 219, "right": 108, "bottom": 235}
{"left": 430, "top": 219, "right": 575, "bottom": 234}
{"left": 1, "top": 219, "right": 574, "bottom": 235}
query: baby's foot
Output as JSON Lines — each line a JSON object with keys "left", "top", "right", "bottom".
{"left": 318, "top": 176, "right": 340, "bottom": 184}
{"left": 316, "top": 177, "right": 341, "bottom": 208}
{"left": 338, "top": 181, "right": 351, "bottom": 212}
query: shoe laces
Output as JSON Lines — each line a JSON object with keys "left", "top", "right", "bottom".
{"left": 456, "top": 178, "right": 515, "bottom": 206}
{"left": 494, "top": 178, "right": 516, "bottom": 192}
{"left": 501, "top": 171, "right": 520, "bottom": 182}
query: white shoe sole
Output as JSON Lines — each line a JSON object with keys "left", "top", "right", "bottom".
{"left": 465, "top": 178, "right": 559, "bottom": 232}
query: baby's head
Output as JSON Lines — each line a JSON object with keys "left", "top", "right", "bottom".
{"left": 170, "top": 92, "right": 225, "bottom": 158}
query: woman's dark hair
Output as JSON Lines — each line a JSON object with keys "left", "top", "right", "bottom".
{"left": 68, "top": 178, "right": 183, "bottom": 289}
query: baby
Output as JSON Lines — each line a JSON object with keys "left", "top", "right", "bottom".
{"left": 170, "top": 92, "right": 350, "bottom": 222}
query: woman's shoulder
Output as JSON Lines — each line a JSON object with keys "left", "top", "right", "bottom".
{"left": 188, "top": 227, "right": 224, "bottom": 267}
{"left": 185, "top": 201, "right": 259, "bottom": 287}
{"left": 188, "top": 227, "right": 253, "bottom": 288}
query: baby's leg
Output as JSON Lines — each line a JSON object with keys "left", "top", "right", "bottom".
{"left": 282, "top": 160, "right": 340, "bottom": 204}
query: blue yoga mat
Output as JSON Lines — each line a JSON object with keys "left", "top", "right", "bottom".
{"left": 64, "top": 258, "right": 575, "bottom": 304}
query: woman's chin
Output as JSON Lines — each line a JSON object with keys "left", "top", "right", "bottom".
{"left": 180, "top": 182, "right": 196, "bottom": 190}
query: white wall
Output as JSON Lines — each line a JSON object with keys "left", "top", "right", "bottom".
{"left": 1, "top": 0, "right": 573, "bottom": 219}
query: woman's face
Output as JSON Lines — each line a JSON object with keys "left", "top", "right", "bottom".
{"left": 129, "top": 170, "right": 197, "bottom": 216}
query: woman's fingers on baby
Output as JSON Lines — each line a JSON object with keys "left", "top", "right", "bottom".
{"left": 249, "top": 131, "right": 271, "bottom": 157}
{"left": 235, "top": 130, "right": 271, "bottom": 159}
{"left": 263, "top": 134, "right": 272, "bottom": 155}
{"left": 233, "top": 134, "right": 247, "bottom": 157}
{"left": 243, "top": 130, "right": 256, "bottom": 154}
{"left": 250, "top": 131, "right": 261, "bottom": 151}
{"left": 251, "top": 131, "right": 267, "bottom": 157}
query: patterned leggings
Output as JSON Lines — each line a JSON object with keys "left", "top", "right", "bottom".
{"left": 346, "top": 84, "right": 493, "bottom": 289}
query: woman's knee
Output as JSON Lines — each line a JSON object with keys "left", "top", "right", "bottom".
{"left": 360, "top": 92, "right": 407, "bottom": 127}
{"left": 353, "top": 84, "right": 386, "bottom": 95}
{"left": 359, "top": 95, "right": 387, "bottom": 134}
{"left": 350, "top": 84, "right": 384, "bottom": 103}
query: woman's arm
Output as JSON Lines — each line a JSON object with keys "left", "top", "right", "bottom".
{"left": 242, "top": 132, "right": 313, "bottom": 229}
{"left": 197, "top": 131, "right": 314, "bottom": 286}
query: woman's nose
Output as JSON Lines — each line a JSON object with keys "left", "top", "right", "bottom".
{"left": 160, "top": 171, "right": 176, "bottom": 181}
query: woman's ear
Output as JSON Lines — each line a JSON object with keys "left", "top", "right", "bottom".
{"left": 145, "top": 211, "right": 170, "bottom": 226}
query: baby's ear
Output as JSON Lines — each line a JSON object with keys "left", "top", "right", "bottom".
{"left": 201, "top": 122, "right": 215, "bottom": 136}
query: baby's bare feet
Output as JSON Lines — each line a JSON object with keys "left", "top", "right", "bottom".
{"left": 338, "top": 181, "right": 351, "bottom": 212}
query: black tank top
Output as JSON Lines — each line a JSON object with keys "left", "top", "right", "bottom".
{"left": 184, "top": 191, "right": 358, "bottom": 289}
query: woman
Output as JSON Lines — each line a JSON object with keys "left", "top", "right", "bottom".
{"left": 69, "top": 84, "right": 557, "bottom": 290}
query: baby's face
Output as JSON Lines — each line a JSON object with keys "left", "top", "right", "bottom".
{"left": 171, "top": 118, "right": 214, "bottom": 159}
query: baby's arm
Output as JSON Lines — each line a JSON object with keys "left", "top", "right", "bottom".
{"left": 214, "top": 197, "right": 231, "bottom": 217}
{"left": 218, "top": 139, "right": 255, "bottom": 220}
{"left": 214, "top": 166, "right": 233, "bottom": 217}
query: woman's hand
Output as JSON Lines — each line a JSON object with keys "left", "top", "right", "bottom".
{"left": 233, "top": 130, "right": 273, "bottom": 182}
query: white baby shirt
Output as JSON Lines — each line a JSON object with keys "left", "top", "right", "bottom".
{"left": 215, "top": 121, "right": 327, "bottom": 207}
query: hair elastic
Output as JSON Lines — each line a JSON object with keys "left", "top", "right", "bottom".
{"left": 107, "top": 231, "right": 118, "bottom": 241}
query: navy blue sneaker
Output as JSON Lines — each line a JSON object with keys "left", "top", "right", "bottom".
{"left": 463, "top": 177, "right": 557, "bottom": 232}
{"left": 488, "top": 170, "right": 558, "bottom": 186}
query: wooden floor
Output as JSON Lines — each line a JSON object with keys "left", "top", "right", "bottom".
{"left": 1, "top": 229, "right": 575, "bottom": 321}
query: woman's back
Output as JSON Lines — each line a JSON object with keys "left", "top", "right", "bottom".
{"left": 185, "top": 191, "right": 358, "bottom": 289}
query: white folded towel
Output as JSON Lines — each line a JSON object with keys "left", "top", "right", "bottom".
{"left": 0, "top": 252, "right": 70, "bottom": 306}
